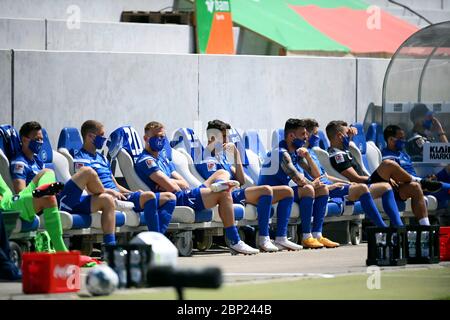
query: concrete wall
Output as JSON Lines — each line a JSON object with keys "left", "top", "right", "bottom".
{"left": 5, "top": 51, "right": 392, "bottom": 149}
{"left": 13, "top": 51, "right": 199, "bottom": 146}
{"left": 0, "top": 50, "right": 11, "bottom": 124}
{"left": 356, "top": 58, "right": 390, "bottom": 123}
{"left": 0, "top": 0, "right": 174, "bottom": 22}
{"left": 198, "top": 55, "right": 356, "bottom": 148}
{"left": 46, "top": 20, "right": 195, "bottom": 53}
{"left": 0, "top": 18, "right": 45, "bottom": 50}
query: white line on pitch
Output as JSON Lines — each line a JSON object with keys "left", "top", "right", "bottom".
{"left": 224, "top": 273, "right": 335, "bottom": 278}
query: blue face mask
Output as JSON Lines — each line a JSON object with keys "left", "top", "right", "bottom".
{"left": 394, "top": 139, "right": 406, "bottom": 151}
{"left": 149, "top": 136, "right": 166, "bottom": 152}
{"left": 28, "top": 139, "right": 43, "bottom": 154}
{"left": 292, "top": 138, "right": 305, "bottom": 149}
{"left": 308, "top": 134, "right": 320, "bottom": 148}
{"left": 342, "top": 135, "right": 350, "bottom": 150}
{"left": 94, "top": 135, "right": 107, "bottom": 150}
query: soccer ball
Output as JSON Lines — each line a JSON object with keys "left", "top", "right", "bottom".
{"left": 86, "top": 264, "right": 119, "bottom": 296}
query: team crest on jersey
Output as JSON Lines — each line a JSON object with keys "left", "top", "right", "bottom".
{"left": 207, "top": 161, "right": 217, "bottom": 172}
{"left": 74, "top": 162, "right": 84, "bottom": 171}
{"left": 334, "top": 153, "right": 345, "bottom": 164}
{"left": 146, "top": 159, "right": 156, "bottom": 168}
{"left": 13, "top": 163, "right": 24, "bottom": 174}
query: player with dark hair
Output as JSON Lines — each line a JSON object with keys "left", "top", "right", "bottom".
{"left": 383, "top": 124, "right": 449, "bottom": 204}
{"left": 135, "top": 121, "right": 260, "bottom": 255}
{"left": 301, "top": 119, "right": 388, "bottom": 228}
{"left": 326, "top": 120, "right": 429, "bottom": 226}
{"left": 258, "top": 119, "right": 338, "bottom": 249}
{"left": 196, "top": 119, "right": 301, "bottom": 252}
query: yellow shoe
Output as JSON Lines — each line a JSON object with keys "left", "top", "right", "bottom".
{"left": 317, "top": 237, "right": 340, "bottom": 248}
{"left": 301, "top": 237, "right": 324, "bottom": 249}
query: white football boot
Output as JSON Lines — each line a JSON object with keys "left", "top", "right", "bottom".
{"left": 210, "top": 180, "right": 240, "bottom": 192}
{"left": 229, "top": 240, "right": 260, "bottom": 255}
{"left": 258, "top": 236, "right": 279, "bottom": 252}
{"left": 274, "top": 237, "right": 303, "bottom": 251}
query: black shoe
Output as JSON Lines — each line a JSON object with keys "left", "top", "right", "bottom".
{"left": 32, "top": 182, "right": 65, "bottom": 198}
{"left": 420, "top": 179, "right": 442, "bottom": 193}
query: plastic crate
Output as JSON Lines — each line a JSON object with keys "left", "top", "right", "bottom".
{"left": 366, "top": 226, "right": 407, "bottom": 266}
{"left": 440, "top": 227, "right": 450, "bottom": 261}
{"left": 22, "top": 251, "right": 81, "bottom": 294}
{"left": 406, "top": 225, "right": 440, "bottom": 264}
{"left": 103, "top": 244, "right": 152, "bottom": 288}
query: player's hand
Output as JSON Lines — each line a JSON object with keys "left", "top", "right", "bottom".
{"left": 389, "top": 178, "right": 399, "bottom": 189}
{"left": 296, "top": 147, "right": 309, "bottom": 158}
{"left": 348, "top": 127, "right": 358, "bottom": 137}
{"left": 311, "top": 176, "right": 324, "bottom": 188}
{"left": 431, "top": 117, "right": 445, "bottom": 134}
{"left": 223, "top": 142, "right": 238, "bottom": 155}
{"left": 427, "top": 174, "right": 437, "bottom": 180}
{"left": 105, "top": 189, "right": 126, "bottom": 200}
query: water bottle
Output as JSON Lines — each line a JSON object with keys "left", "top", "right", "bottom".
{"left": 129, "top": 249, "right": 142, "bottom": 286}
{"left": 114, "top": 249, "right": 128, "bottom": 288}
{"left": 375, "top": 232, "right": 386, "bottom": 260}
{"left": 407, "top": 231, "right": 416, "bottom": 258}
{"left": 421, "top": 231, "right": 429, "bottom": 258}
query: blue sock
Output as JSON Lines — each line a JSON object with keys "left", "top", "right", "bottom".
{"left": 158, "top": 199, "right": 176, "bottom": 234}
{"left": 359, "top": 192, "right": 387, "bottom": 227}
{"left": 381, "top": 190, "right": 404, "bottom": 227}
{"left": 312, "top": 195, "right": 328, "bottom": 233}
{"left": 103, "top": 233, "right": 116, "bottom": 246}
{"left": 276, "top": 197, "right": 293, "bottom": 237}
{"left": 144, "top": 196, "right": 159, "bottom": 232}
{"left": 257, "top": 195, "right": 273, "bottom": 237}
{"left": 225, "top": 226, "right": 240, "bottom": 245}
{"left": 299, "top": 197, "right": 314, "bottom": 234}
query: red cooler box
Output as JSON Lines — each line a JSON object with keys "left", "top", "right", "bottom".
{"left": 440, "top": 227, "right": 450, "bottom": 261}
{"left": 22, "top": 251, "right": 81, "bottom": 294}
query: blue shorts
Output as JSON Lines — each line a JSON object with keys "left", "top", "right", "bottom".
{"left": 175, "top": 187, "right": 205, "bottom": 211}
{"left": 292, "top": 186, "right": 301, "bottom": 202}
{"left": 328, "top": 184, "right": 350, "bottom": 198}
{"left": 57, "top": 179, "right": 92, "bottom": 214}
{"left": 231, "top": 188, "right": 247, "bottom": 205}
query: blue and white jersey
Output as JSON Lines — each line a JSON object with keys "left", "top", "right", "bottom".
{"left": 258, "top": 140, "right": 304, "bottom": 186}
{"left": 73, "top": 148, "right": 118, "bottom": 191}
{"left": 135, "top": 149, "right": 176, "bottom": 192}
{"left": 196, "top": 152, "right": 234, "bottom": 181}
{"left": 10, "top": 152, "right": 43, "bottom": 185}
{"left": 382, "top": 148, "right": 417, "bottom": 177}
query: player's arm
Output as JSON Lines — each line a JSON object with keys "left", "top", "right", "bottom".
{"left": 226, "top": 143, "right": 246, "bottom": 186}
{"left": 149, "top": 171, "right": 182, "bottom": 193}
{"left": 111, "top": 175, "right": 132, "bottom": 194}
{"left": 10, "top": 161, "right": 28, "bottom": 193}
{"left": 12, "top": 178, "right": 26, "bottom": 194}
{"left": 297, "top": 148, "right": 321, "bottom": 179}
{"left": 339, "top": 168, "right": 369, "bottom": 183}
{"left": 280, "top": 151, "right": 309, "bottom": 186}
{"left": 170, "top": 172, "right": 190, "bottom": 190}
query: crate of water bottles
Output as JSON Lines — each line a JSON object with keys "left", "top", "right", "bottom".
{"left": 103, "top": 244, "right": 152, "bottom": 288}
{"left": 406, "top": 225, "right": 440, "bottom": 264}
{"left": 366, "top": 227, "right": 407, "bottom": 266}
